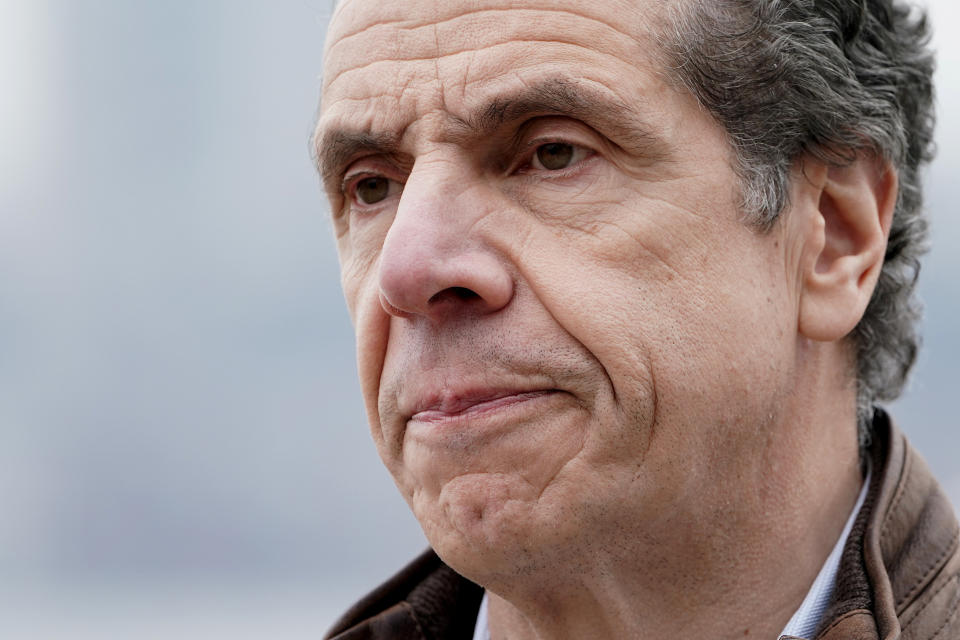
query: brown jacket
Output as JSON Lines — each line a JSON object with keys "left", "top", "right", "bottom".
{"left": 326, "top": 413, "right": 960, "bottom": 639}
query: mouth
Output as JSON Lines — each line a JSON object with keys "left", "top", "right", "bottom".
{"left": 409, "top": 389, "right": 562, "bottom": 425}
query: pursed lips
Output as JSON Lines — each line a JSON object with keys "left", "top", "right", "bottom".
{"left": 408, "top": 389, "right": 561, "bottom": 424}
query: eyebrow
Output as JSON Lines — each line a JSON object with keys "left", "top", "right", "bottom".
{"left": 314, "top": 129, "right": 403, "bottom": 189}
{"left": 460, "top": 78, "right": 670, "bottom": 157}
{"left": 313, "top": 77, "right": 671, "bottom": 187}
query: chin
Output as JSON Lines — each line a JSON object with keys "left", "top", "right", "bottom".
{"left": 416, "top": 471, "right": 576, "bottom": 588}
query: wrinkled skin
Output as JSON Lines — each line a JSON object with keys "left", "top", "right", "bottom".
{"left": 317, "top": 0, "right": 884, "bottom": 637}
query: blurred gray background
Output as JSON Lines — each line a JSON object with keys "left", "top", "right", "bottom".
{"left": 0, "top": 0, "right": 956, "bottom": 636}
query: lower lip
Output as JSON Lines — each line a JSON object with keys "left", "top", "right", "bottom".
{"left": 409, "top": 390, "right": 561, "bottom": 427}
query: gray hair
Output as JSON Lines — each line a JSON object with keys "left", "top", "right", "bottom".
{"left": 663, "top": 0, "right": 935, "bottom": 446}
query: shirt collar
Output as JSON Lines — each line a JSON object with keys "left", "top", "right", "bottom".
{"left": 779, "top": 465, "right": 870, "bottom": 638}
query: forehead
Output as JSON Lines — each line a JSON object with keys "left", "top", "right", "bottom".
{"left": 319, "top": 0, "right": 673, "bottom": 141}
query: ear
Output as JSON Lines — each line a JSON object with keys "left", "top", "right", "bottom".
{"left": 797, "top": 156, "right": 898, "bottom": 342}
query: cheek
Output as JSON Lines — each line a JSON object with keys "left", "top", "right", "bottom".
{"left": 510, "top": 197, "right": 687, "bottom": 385}
{"left": 340, "top": 251, "right": 394, "bottom": 448}
{"left": 630, "top": 254, "right": 797, "bottom": 475}
{"left": 514, "top": 193, "right": 793, "bottom": 428}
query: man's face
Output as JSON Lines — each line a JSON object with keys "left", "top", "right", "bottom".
{"left": 318, "top": 0, "right": 805, "bottom": 581}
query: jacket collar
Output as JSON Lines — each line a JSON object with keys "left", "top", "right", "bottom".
{"left": 811, "top": 411, "right": 960, "bottom": 640}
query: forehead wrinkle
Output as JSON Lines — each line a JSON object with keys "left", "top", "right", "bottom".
{"left": 324, "top": 9, "right": 660, "bottom": 93}
{"left": 327, "top": 6, "right": 646, "bottom": 57}
{"left": 324, "top": 38, "right": 642, "bottom": 95}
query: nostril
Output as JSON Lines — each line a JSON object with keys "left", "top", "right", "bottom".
{"left": 428, "top": 287, "right": 480, "bottom": 305}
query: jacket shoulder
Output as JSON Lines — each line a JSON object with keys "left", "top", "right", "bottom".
{"left": 872, "top": 418, "right": 960, "bottom": 639}
{"left": 325, "top": 548, "right": 484, "bottom": 640}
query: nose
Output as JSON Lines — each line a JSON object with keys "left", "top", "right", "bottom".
{"left": 377, "top": 163, "right": 514, "bottom": 321}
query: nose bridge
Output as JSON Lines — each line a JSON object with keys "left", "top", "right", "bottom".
{"left": 377, "top": 154, "right": 513, "bottom": 319}
{"left": 391, "top": 155, "right": 468, "bottom": 258}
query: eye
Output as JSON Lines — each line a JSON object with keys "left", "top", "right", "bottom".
{"left": 527, "top": 141, "right": 594, "bottom": 174}
{"left": 533, "top": 143, "right": 575, "bottom": 170}
{"left": 354, "top": 176, "right": 392, "bottom": 205}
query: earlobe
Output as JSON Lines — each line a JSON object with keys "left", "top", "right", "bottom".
{"left": 797, "top": 155, "right": 898, "bottom": 342}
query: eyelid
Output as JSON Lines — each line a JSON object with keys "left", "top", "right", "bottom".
{"left": 520, "top": 117, "right": 597, "bottom": 147}
{"left": 511, "top": 118, "right": 600, "bottom": 173}
{"left": 343, "top": 171, "right": 404, "bottom": 211}
{"left": 341, "top": 169, "right": 376, "bottom": 195}
{"left": 340, "top": 155, "right": 407, "bottom": 193}
{"left": 341, "top": 162, "right": 384, "bottom": 193}
{"left": 341, "top": 156, "right": 406, "bottom": 199}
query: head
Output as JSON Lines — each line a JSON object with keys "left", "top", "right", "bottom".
{"left": 315, "top": 0, "right": 932, "bottom": 594}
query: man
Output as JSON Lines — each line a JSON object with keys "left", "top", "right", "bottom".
{"left": 314, "top": 0, "right": 959, "bottom": 638}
